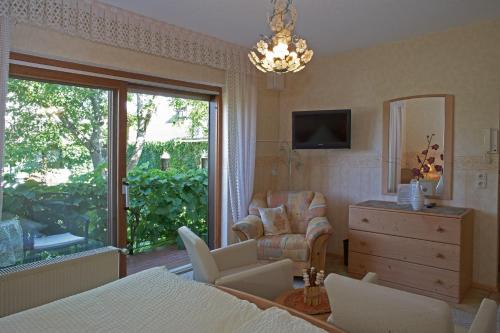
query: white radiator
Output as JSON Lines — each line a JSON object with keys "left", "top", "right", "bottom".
{"left": 0, "top": 246, "right": 119, "bottom": 317}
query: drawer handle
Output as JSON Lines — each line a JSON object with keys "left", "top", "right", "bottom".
{"left": 361, "top": 218, "right": 369, "bottom": 223}
{"left": 435, "top": 279, "right": 444, "bottom": 285}
{"left": 436, "top": 253, "right": 445, "bottom": 259}
{"left": 436, "top": 226, "right": 445, "bottom": 233}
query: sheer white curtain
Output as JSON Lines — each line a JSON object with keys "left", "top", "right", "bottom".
{"left": 0, "top": 0, "right": 258, "bottom": 246}
{"left": 223, "top": 70, "right": 257, "bottom": 246}
{"left": 0, "top": 16, "right": 10, "bottom": 221}
{"left": 388, "top": 101, "right": 405, "bottom": 192}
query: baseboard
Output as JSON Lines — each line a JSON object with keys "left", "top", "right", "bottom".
{"left": 471, "top": 282, "right": 498, "bottom": 293}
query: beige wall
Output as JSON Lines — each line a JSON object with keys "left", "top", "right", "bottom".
{"left": 11, "top": 18, "right": 500, "bottom": 288}
{"left": 11, "top": 24, "right": 226, "bottom": 87}
{"left": 255, "top": 18, "right": 500, "bottom": 288}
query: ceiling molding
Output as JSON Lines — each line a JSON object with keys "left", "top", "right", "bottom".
{"left": 1, "top": 0, "right": 254, "bottom": 73}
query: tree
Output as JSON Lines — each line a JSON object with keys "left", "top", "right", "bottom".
{"left": 127, "top": 95, "right": 208, "bottom": 170}
{"left": 168, "top": 98, "right": 209, "bottom": 138}
{"left": 127, "top": 93, "right": 157, "bottom": 170}
{"left": 6, "top": 79, "right": 109, "bottom": 174}
{"left": 4, "top": 78, "right": 211, "bottom": 256}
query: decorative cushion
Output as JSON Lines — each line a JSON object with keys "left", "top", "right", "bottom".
{"left": 267, "top": 191, "right": 314, "bottom": 234}
{"left": 2, "top": 212, "right": 47, "bottom": 235}
{"left": 257, "top": 234, "right": 309, "bottom": 262}
{"left": 0, "top": 219, "right": 23, "bottom": 268}
{"left": 258, "top": 205, "right": 292, "bottom": 236}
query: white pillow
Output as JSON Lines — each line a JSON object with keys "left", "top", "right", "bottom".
{"left": 258, "top": 205, "right": 292, "bottom": 236}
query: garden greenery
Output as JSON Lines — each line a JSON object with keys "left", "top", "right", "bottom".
{"left": 127, "top": 165, "right": 208, "bottom": 254}
{"left": 130, "top": 141, "right": 208, "bottom": 172}
{"left": 3, "top": 78, "right": 209, "bottom": 255}
{"left": 2, "top": 141, "right": 208, "bottom": 254}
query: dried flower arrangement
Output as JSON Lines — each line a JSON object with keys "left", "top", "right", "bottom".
{"left": 411, "top": 134, "right": 443, "bottom": 180}
{"left": 303, "top": 267, "right": 324, "bottom": 306}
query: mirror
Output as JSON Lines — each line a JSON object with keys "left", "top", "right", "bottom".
{"left": 382, "top": 95, "right": 453, "bottom": 199}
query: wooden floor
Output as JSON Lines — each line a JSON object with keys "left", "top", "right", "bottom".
{"left": 126, "top": 245, "right": 190, "bottom": 275}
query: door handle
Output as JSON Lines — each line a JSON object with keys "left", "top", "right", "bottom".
{"left": 122, "top": 178, "right": 129, "bottom": 210}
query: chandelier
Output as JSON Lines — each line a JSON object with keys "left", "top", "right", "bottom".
{"left": 248, "top": 0, "right": 313, "bottom": 74}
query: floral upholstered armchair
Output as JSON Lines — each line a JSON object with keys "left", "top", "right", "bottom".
{"left": 232, "top": 191, "right": 333, "bottom": 275}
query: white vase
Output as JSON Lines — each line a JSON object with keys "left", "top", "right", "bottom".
{"left": 411, "top": 181, "right": 425, "bottom": 211}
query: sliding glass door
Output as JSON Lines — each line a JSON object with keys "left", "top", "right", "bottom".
{"left": 0, "top": 77, "right": 113, "bottom": 268}
{"left": 125, "top": 88, "right": 211, "bottom": 275}
{"left": 1, "top": 55, "right": 222, "bottom": 276}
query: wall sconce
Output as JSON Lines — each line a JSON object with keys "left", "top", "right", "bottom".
{"left": 160, "top": 152, "right": 171, "bottom": 170}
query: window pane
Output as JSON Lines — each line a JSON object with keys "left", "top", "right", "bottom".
{"left": 126, "top": 91, "right": 209, "bottom": 274}
{"left": 0, "top": 78, "right": 110, "bottom": 268}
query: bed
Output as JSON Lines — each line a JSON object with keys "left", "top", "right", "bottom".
{"left": 0, "top": 266, "right": 342, "bottom": 333}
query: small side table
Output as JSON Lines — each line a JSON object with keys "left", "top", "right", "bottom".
{"left": 274, "top": 287, "right": 331, "bottom": 321}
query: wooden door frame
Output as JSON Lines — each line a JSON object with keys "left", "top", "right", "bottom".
{"left": 125, "top": 83, "right": 222, "bottom": 252}
{"left": 10, "top": 53, "right": 221, "bottom": 94}
{"left": 9, "top": 53, "right": 223, "bottom": 277}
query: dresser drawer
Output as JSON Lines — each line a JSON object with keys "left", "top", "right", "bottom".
{"left": 348, "top": 252, "right": 460, "bottom": 297}
{"left": 349, "top": 207, "right": 461, "bottom": 244}
{"left": 349, "top": 230, "right": 460, "bottom": 271}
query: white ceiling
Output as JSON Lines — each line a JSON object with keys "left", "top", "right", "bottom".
{"left": 99, "top": 0, "right": 500, "bottom": 55}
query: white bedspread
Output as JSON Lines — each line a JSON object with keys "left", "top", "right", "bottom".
{"left": 0, "top": 267, "right": 325, "bottom": 333}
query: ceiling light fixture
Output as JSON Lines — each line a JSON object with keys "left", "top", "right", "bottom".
{"left": 248, "top": 0, "right": 313, "bottom": 74}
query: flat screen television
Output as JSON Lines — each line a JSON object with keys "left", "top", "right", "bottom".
{"left": 292, "top": 110, "right": 351, "bottom": 149}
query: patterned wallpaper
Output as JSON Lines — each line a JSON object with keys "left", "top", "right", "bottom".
{"left": 255, "top": 18, "right": 500, "bottom": 288}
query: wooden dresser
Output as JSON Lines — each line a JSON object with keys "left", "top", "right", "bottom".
{"left": 348, "top": 200, "right": 473, "bottom": 303}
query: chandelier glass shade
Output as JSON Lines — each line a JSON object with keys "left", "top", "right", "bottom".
{"left": 248, "top": 0, "right": 313, "bottom": 74}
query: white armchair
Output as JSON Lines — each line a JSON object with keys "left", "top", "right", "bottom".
{"left": 324, "top": 272, "right": 497, "bottom": 333}
{"left": 177, "top": 226, "right": 293, "bottom": 300}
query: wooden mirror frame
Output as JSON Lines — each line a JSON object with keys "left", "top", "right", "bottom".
{"left": 382, "top": 94, "right": 454, "bottom": 200}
